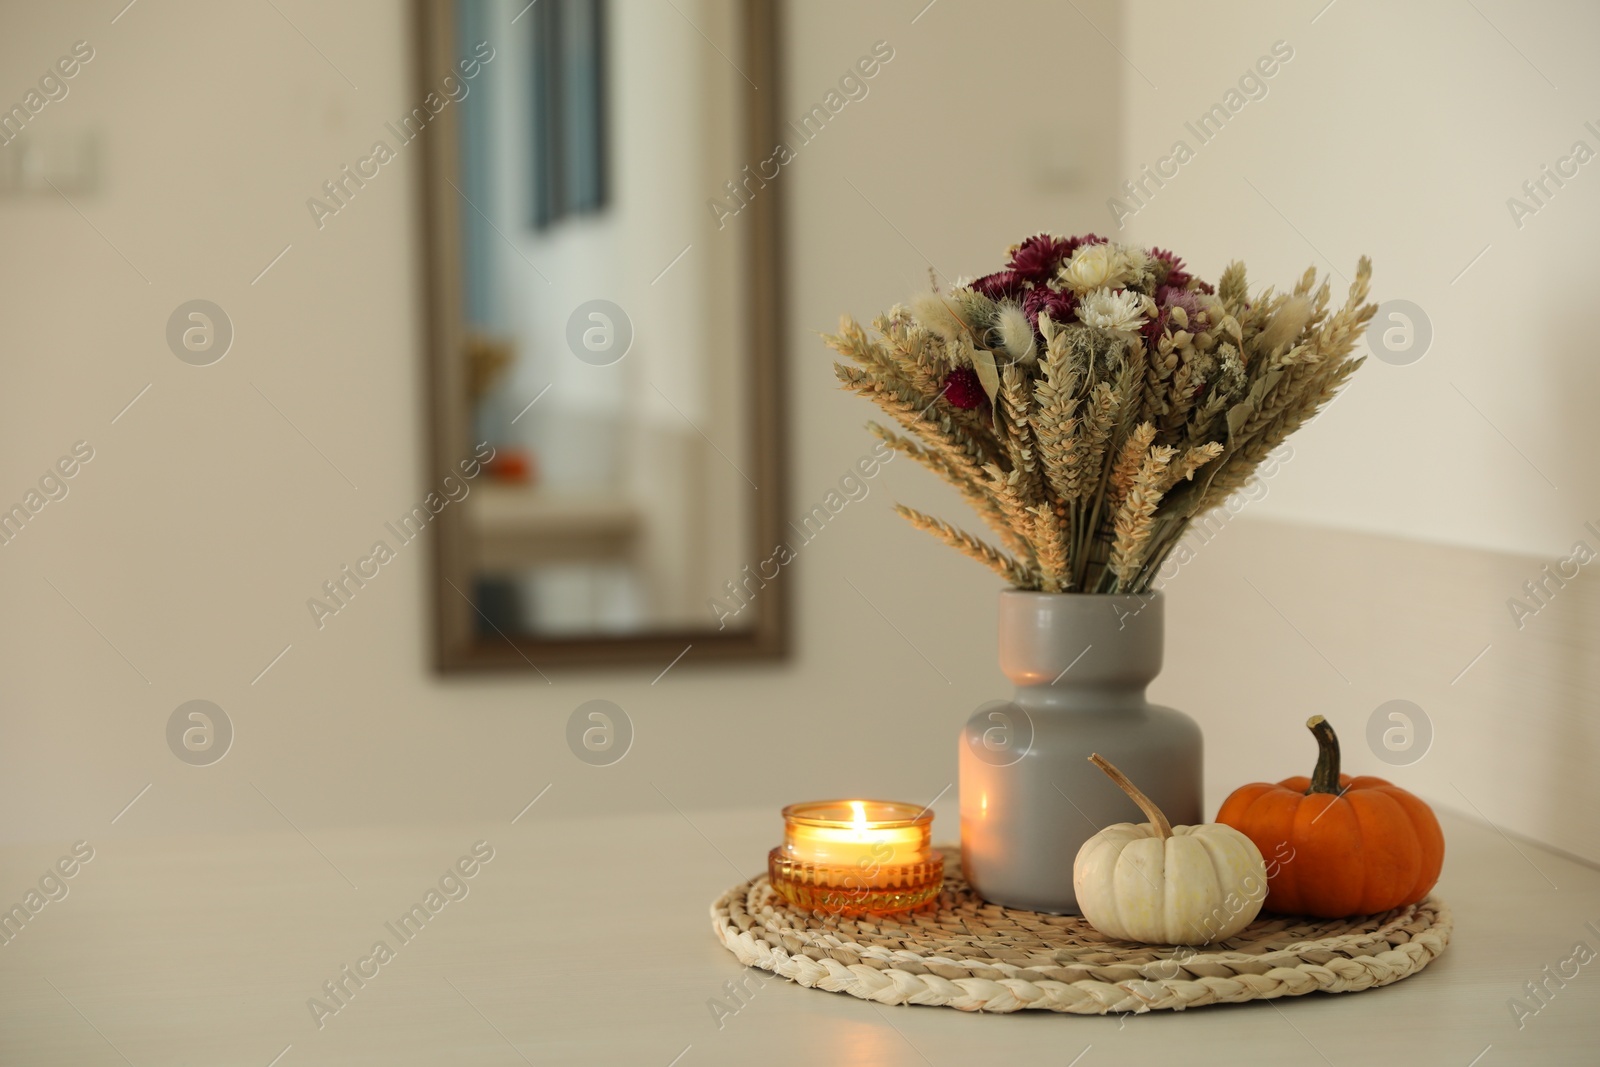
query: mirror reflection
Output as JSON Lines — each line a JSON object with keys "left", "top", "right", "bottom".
{"left": 441, "top": 0, "right": 765, "bottom": 646}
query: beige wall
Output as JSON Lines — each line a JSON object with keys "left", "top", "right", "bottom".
{"left": 3, "top": 1, "right": 1594, "bottom": 868}
{"left": 0, "top": 0, "right": 1122, "bottom": 843}
{"left": 1161, "top": 516, "right": 1600, "bottom": 865}
{"left": 1117, "top": 0, "right": 1600, "bottom": 863}
{"left": 1119, "top": 0, "right": 1600, "bottom": 559}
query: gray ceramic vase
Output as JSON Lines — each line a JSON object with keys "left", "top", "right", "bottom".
{"left": 958, "top": 590, "right": 1202, "bottom": 914}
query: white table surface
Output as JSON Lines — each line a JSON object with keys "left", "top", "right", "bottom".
{"left": 2, "top": 804, "right": 1596, "bottom": 1066}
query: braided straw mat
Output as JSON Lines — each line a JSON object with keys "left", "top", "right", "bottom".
{"left": 712, "top": 847, "right": 1452, "bottom": 1013}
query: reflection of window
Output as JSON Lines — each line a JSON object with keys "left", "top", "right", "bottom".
{"left": 529, "top": 0, "right": 608, "bottom": 229}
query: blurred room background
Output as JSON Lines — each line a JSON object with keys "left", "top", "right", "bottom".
{"left": 3, "top": 0, "right": 1596, "bottom": 874}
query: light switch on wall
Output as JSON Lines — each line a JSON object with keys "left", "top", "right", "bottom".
{"left": 0, "top": 128, "right": 101, "bottom": 195}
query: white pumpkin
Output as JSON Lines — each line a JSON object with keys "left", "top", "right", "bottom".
{"left": 1073, "top": 754, "right": 1268, "bottom": 945}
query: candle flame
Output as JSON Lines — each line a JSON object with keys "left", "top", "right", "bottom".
{"left": 850, "top": 801, "right": 868, "bottom": 834}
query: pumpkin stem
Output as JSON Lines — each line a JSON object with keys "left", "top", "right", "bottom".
{"left": 1306, "top": 715, "right": 1342, "bottom": 795}
{"left": 1088, "top": 753, "right": 1173, "bottom": 839}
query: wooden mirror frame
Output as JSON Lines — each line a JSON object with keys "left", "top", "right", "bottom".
{"left": 413, "top": 0, "right": 788, "bottom": 672}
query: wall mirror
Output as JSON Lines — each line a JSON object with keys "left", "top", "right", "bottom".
{"left": 415, "top": 0, "right": 786, "bottom": 670}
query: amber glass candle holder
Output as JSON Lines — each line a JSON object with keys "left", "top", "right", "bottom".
{"left": 768, "top": 800, "right": 943, "bottom": 916}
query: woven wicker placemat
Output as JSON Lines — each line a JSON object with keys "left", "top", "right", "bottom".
{"left": 711, "top": 847, "right": 1452, "bottom": 1013}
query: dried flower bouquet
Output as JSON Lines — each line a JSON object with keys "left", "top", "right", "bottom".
{"left": 827, "top": 234, "right": 1375, "bottom": 593}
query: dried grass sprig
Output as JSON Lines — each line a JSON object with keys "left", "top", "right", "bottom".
{"left": 864, "top": 421, "right": 1031, "bottom": 561}
{"left": 893, "top": 504, "right": 1034, "bottom": 586}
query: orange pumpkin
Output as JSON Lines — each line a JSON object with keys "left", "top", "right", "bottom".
{"left": 1216, "top": 715, "right": 1444, "bottom": 917}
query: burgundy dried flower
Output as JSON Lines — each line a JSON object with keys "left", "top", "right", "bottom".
{"left": 1024, "top": 285, "right": 1077, "bottom": 332}
{"left": 1140, "top": 311, "right": 1166, "bottom": 345}
{"left": 942, "top": 366, "right": 985, "bottom": 410}
{"left": 1061, "top": 233, "right": 1108, "bottom": 259}
{"left": 970, "top": 270, "right": 1026, "bottom": 301}
{"left": 1007, "top": 234, "right": 1074, "bottom": 280}
{"left": 1149, "top": 247, "right": 1191, "bottom": 288}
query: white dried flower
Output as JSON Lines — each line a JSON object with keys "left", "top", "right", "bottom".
{"left": 1059, "top": 242, "right": 1131, "bottom": 294}
{"left": 1115, "top": 245, "right": 1151, "bottom": 278}
{"left": 1076, "top": 288, "right": 1154, "bottom": 333}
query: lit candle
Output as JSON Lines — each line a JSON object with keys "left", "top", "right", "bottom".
{"left": 768, "top": 800, "right": 943, "bottom": 915}
{"left": 785, "top": 801, "right": 924, "bottom": 868}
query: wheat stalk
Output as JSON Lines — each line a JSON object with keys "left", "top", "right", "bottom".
{"left": 1110, "top": 446, "right": 1177, "bottom": 589}
{"left": 894, "top": 504, "right": 1035, "bottom": 586}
